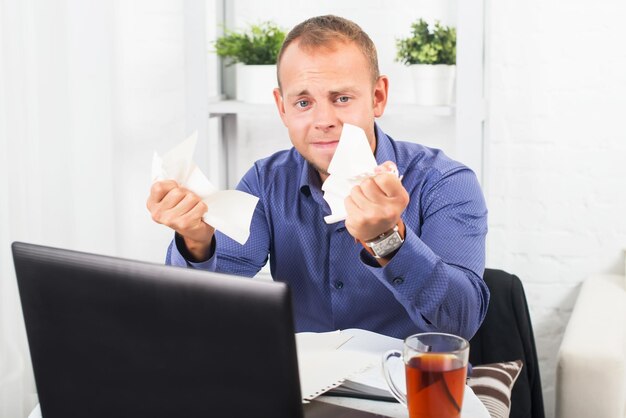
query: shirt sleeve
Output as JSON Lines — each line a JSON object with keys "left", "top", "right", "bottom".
{"left": 360, "top": 167, "right": 489, "bottom": 340}
{"left": 165, "top": 233, "right": 217, "bottom": 270}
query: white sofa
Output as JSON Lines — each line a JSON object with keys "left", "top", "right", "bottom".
{"left": 556, "top": 274, "right": 626, "bottom": 418}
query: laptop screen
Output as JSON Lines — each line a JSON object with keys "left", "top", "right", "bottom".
{"left": 13, "top": 242, "right": 303, "bottom": 418}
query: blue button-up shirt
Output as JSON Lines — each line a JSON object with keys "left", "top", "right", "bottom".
{"left": 167, "top": 125, "right": 489, "bottom": 340}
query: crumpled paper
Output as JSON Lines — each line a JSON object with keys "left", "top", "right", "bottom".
{"left": 151, "top": 131, "right": 259, "bottom": 245}
{"left": 322, "top": 124, "right": 399, "bottom": 224}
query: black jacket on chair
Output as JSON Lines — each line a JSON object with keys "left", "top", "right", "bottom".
{"left": 469, "top": 268, "right": 546, "bottom": 418}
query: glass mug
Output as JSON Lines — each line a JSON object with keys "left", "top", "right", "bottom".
{"left": 382, "top": 333, "right": 469, "bottom": 418}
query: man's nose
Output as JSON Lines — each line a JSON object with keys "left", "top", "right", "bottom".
{"left": 313, "top": 102, "right": 337, "bottom": 131}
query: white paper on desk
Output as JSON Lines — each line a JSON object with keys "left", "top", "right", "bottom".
{"left": 322, "top": 124, "right": 378, "bottom": 224}
{"left": 334, "top": 329, "right": 405, "bottom": 396}
{"left": 295, "top": 331, "right": 377, "bottom": 402}
{"left": 151, "top": 132, "right": 259, "bottom": 245}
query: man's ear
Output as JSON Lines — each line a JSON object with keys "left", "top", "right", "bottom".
{"left": 273, "top": 88, "right": 288, "bottom": 127}
{"left": 372, "top": 75, "right": 389, "bottom": 118}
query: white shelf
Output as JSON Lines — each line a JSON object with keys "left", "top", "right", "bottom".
{"left": 208, "top": 100, "right": 455, "bottom": 118}
{"left": 208, "top": 100, "right": 272, "bottom": 116}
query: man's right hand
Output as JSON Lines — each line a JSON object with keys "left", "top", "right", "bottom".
{"left": 146, "top": 180, "right": 215, "bottom": 261}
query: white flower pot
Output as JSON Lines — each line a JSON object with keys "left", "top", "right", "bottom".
{"left": 410, "top": 64, "right": 456, "bottom": 106}
{"left": 235, "top": 64, "right": 278, "bottom": 104}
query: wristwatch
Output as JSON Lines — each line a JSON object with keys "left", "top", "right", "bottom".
{"left": 366, "top": 225, "right": 404, "bottom": 259}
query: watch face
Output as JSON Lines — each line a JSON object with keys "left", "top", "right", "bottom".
{"left": 372, "top": 231, "right": 403, "bottom": 258}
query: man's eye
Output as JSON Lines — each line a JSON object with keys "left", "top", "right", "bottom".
{"left": 297, "top": 100, "right": 310, "bottom": 108}
{"left": 337, "top": 96, "right": 350, "bottom": 103}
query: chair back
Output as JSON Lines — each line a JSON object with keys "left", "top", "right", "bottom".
{"left": 469, "top": 268, "right": 546, "bottom": 418}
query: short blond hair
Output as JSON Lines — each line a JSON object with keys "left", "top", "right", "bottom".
{"left": 277, "top": 15, "right": 380, "bottom": 88}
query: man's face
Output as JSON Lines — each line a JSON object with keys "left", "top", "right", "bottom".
{"left": 273, "top": 40, "right": 388, "bottom": 181}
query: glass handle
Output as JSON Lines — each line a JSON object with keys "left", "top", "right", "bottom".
{"left": 381, "top": 349, "right": 407, "bottom": 406}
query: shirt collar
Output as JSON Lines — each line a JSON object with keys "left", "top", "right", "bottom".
{"left": 372, "top": 123, "right": 397, "bottom": 167}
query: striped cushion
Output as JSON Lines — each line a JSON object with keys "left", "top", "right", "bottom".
{"left": 466, "top": 360, "right": 523, "bottom": 418}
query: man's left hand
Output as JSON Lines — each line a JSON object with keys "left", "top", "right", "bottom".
{"left": 344, "top": 161, "right": 409, "bottom": 242}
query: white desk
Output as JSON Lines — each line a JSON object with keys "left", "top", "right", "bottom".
{"left": 29, "top": 387, "right": 489, "bottom": 418}
{"left": 316, "top": 385, "right": 489, "bottom": 418}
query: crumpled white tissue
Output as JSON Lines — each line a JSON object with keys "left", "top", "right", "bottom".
{"left": 151, "top": 131, "right": 259, "bottom": 245}
{"left": 322, "top": 124, "right": 385, "bottom": 224}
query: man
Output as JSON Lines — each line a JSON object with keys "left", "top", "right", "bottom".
{"left": 147, "top": 15, "right": 489, "bottom": 340}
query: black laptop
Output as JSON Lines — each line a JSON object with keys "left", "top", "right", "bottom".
{"left": 13, "top": 242, "right": 388, "bottom": 418}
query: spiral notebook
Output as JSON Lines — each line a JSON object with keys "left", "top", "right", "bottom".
{"left": 296, "top": 329, "right": 404, "bottom": 402}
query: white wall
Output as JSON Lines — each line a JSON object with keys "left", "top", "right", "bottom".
{"left": 485, "top": 1, "right": 626, "bottom": 416}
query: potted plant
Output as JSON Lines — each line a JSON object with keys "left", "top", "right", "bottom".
{"left": 214, "top": 21, "right": 286, "bottom": 104}
{"left": 396, "top": 19, "right": 456, "bottom": 106}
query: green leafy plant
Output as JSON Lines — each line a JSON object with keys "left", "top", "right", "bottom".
{"left": 213, "top": 21, "right": 286, "bottom": 66}
{"left": 396, "top": 19, "right": 456, "bottom": 65}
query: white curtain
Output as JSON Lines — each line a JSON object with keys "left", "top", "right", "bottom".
{"left": 0, "top": 0, "right": 210, "bottom": 416}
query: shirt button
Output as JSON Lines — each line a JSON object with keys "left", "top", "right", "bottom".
{"left": 392, "top": 277, "right": 404, "bottom": 285}
{"left": 334, "top": 281, "right": 344, "bottom": 289}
